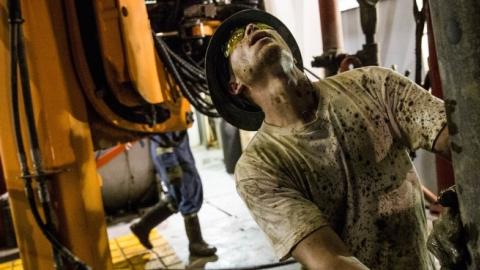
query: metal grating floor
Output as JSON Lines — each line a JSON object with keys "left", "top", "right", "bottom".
{"left": 0, "top": 229, "right": 183, "bottom": 270}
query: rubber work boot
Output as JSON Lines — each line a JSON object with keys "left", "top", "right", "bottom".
{"left": 184, "top": 213, "right": 217, "bottom": 256}
{"left": 130, "top": 201, "right": 175, "bottom": 249}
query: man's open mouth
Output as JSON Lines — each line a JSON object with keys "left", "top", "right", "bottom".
{"left": 249, "top": 31, "right": 272, "bottom": 47}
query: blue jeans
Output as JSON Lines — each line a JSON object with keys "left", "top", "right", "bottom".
{"left": 150, "top": 133, "right": 203, "bottom": 215}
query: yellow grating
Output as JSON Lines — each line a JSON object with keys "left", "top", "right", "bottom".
{"left": 0, "top": 229, "right": 184, "bottom": 270}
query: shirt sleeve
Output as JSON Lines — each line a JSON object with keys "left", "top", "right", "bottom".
{"left": 235, "top": 166, "right": 330, "bottom": 260}
{"left": 368, "top": 67, "right": 447, "bottom": 151}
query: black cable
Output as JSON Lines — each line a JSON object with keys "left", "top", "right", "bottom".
{"left": 8, "top": 0, "right": 63, "bottom": 267}
{"left": 7, "top": 0, "right": 91, "bottom": 269}
{"left": 15, "top": 4, "right": 65, "bottom": 268}
{"left": 115, "top": 258, "right": 298, "bottom": 270}
{"left": 154, "top": 35, "right": 197, "bottom": 104}
{"left": 16, "top": 17, "right": 63, "bottom": 262}
{"left": 166, "top": 45, "right": 206, "bottom": 78}
{"left": 24, "top": 180, "right": 91, "bottom": 270}
{"left": 167, "top": 53, "right": 208, "bottom": 89}
{"left": 161, "top": 41, "right": 218, "bottom": 112}
{"left": 181, "top": 45, "right": 204, "bottom": 69}
{"left": 303, "top": 67, "right": 321, "bottom": 80}
{"left": 154, "top": 34, "right": 219, "bottom": 117}
{"left": 168, "top": 60, "right": 214, "bottom": 108}
{"left": 8, "top": 0, "right": 28, "bottom": 177}
{"left": 168, "top": 52, "right": 211, "bottom": 96}
{"left": 172, "top": 61, "right": 210, "bottom": 94}
{"left": 184, "top": 78, "right": 209, "bottom": 95}
{"left": 174, "top": 63, "right": 205, "bottom": 84}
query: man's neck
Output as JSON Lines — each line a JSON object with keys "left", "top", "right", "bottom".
{"left": 250, "top": 67, "right": 319, "bottom": 128}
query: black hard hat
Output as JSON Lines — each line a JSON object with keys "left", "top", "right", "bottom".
{"left": 205, "top": 9, "right": 303, "bottom": 131}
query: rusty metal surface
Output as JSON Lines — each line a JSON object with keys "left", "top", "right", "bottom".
{"left": 429, "top": 0, "right": 480, "bottom": 268}
{"left": 424, "top": 1, "right": 455, "bottom": 192}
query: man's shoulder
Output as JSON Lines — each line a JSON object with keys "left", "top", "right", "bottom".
{"left": 324, "top": 66, "right": 395, "bottom": 85}
{"left": 314, "top": 66, "right": 401, "bottom": 103}
{"left": 235, "top": 132, "right": 273, "bottom": 169}
{"left": 234, "top": 132, "right": 286, "bottom": 182}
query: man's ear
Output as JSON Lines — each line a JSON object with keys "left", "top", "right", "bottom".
{"left": 228, "top": 81, "right": 246, "bottom": 95}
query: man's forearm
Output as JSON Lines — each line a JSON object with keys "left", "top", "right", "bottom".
{"left": 331, "top": 256, "right": 370, "bottom": 270}
{"left": 292, "top": 226, "right": 370, "bottom": 270}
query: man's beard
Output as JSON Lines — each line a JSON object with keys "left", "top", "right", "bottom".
{"left": 252, "top": 46, "right": 295, "bottom": 79}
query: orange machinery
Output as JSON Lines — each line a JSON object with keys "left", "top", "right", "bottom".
{"left": 0, "top": 0, "right": 221, "bottom": 269}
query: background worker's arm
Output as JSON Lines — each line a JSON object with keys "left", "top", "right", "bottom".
{"left": 292, "top": 226, "right": 369, "bottom": 270}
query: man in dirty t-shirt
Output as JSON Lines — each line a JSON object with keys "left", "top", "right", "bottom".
{"left": 205, "top": 10, "right": 451, "bottom": 270}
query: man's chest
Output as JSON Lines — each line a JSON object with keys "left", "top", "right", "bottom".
{"left": 274, "top": 128, "right": 349, "bottom": 222}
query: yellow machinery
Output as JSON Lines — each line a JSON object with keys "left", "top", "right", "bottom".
{"left": 0, "top": 0, "right": 263, "bottom": 268}
{"left": 0, "top": 0, "right": 202, "bottom": 269}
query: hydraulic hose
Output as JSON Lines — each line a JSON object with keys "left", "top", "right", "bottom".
{"left": 7, "top": 0, "right": 63, "bottom": 267}
{"left": 154, "top": 34, "right": 219, "bottom": 117}
{"left": 8, "top": 0, "right": 28, "bottom": 177}
{"left": 154, "top": 35, "right": 201, "bottom": 108}
{"left": 132, "top": 259, "right": 298, "bottom": 270}
{"left": 7, "top": 0, "right": 91, "bottom": 269}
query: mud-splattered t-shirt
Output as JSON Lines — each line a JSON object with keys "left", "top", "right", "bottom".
{"left": 235, "top": 67, "right": 446, "bottom": 270}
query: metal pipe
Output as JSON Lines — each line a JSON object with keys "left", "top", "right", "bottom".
{"left": 356, "top": 0, "right": 379, "bottom": 66}
{"left": 318, "top": 0, "right": 344, "bottom": 53}
{"left": 318, "top": 0, "right": 344, "bottom": 76}
{"left": 429, "top": 0, "right": 480, "bottom": 268}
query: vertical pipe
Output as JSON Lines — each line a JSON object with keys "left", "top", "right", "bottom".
{"left": 318, "top": 0, "right": 344, "bottom": 51}
{"left": 318, "top": 0, "right": 344, "bottom": 76}
{"left": 429, "top": 0, "right": 480, "bottom": 268}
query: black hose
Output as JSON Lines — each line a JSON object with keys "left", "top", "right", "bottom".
{"left": 8, "top": 0, "right": 29, "bottom": 177}
{"left": 166, "top": 45, "right": 205, "bottom": 78}
{"left": 8, "top": 0, "right": 63, "bottom": 267}
{"left": 7, "top": 0, "right": 91, "bottom": 269}
{"left": 127, "top": 259, "right": 298, "bottom": 270}
{"left": 154, "top": 34, "right": 219, "bottom": 117}
{"left": 174, "top": 63, "right": 204, "bottom": 84}
{"left": 181, "top": 46, "right": 204, "bottom": 69}
{"left": 154, "top": 35, "right": 199, "bottom": 107}
{"left": 24, "top": 180, "right": 91, "bottom": 270}
{"left": 160, "top": 40, "right": 218, "bottom": 114}
{"left": 16, "top": 19, "right": 62, "bottom": 258}
{"left": 303, "top": 67, "right": 321, "bottom": 80}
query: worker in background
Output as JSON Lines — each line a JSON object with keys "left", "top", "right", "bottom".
{"left": 130, "top": 132, "right": 217, "bottom": 257}
{"left": 205, "top": 9, "right": 462, "bottom": 270}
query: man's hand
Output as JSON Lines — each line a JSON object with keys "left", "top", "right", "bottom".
{"left": 292, "top": 226, "right": 369, "bottom": 270}
{"left": 427, "top": 186, "right": 468, "bottom": 270}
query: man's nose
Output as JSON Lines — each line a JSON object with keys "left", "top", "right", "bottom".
{"left": 245, "top": 23, "right": 258, "bottom": 37}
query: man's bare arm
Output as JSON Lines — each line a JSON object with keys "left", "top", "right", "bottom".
{"left": 433, "top": 126, "right": 451, "bottom": 161}
{"left": 291, "top": 226, "right": 369, "bottom": 270}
